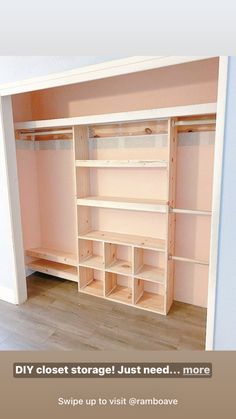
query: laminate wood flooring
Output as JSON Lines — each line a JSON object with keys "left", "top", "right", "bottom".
{"left": 0, "top": 273, "right": 207, "bottom": 350}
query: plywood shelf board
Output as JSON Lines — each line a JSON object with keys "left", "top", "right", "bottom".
{"left": 107, "top": 285, "right": 132, "bottom": 304}
{"left": 77, "top": 196, "right": 168, "bottom": 213}
{"left": 26, "top": 247, "right": 77, "bottom": 266}
{"left": 135, "top": 264, "right": 165, "bottom": 284}
{"left": 80, "top": 279, "right": 104, "bottom": 297}
{"left": 78, "top": 230, "right": 166, "bottom": 251}
{"left": 79, "top": 255, "right": 104, "bottom": 270}
{"left": 136, "top": 291, "right": 164, "bottom": 313}
{"left": 27, "top": 259, "right": 78, "bottom": 282}
{"left": 106, "top": 259, "right": 132, "bottom": 276}
{"left": 76, "top": 160, "right": 168, "bottom": 168}
{"left": 14, "top": 103, "right": 217, "bottom": 130}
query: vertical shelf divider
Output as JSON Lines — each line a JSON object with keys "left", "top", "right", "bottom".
{"left": 73, "top": 125, "right": 90, "bottom": 290}
{"left": 165, "top": 118, "right": 177, "bottom": 314}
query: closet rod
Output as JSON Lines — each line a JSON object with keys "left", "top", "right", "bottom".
{"left": 174, "top": 119, "right": 216, "bottom": 127}
{"left": 18, "top": 129, "right": 73, "bottom": 137}
{"left": 170, "top": 255, "right": 209, "bottom": 266}
{"left": 171, "top": 208, "right": 211, "bottom": 216}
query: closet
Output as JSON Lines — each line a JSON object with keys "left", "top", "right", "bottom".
{"left": 13, "top": 57, "right": 218, "bottom": 316}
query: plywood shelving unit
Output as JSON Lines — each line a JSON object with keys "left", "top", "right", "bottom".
{"left": 17, "top": 105, "right": 214, "bottom": 316}
{"left": 74, "top": 119, "right": 174, "bottom": 315}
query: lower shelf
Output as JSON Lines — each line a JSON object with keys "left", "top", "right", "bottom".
{"left": 27, "top": 259, "right": 78, "bottom": 282}
{"left": 107, "top": 285, "right": 132, "bottom": 304}
{"left": 136, "top": 291, "right": 164, "bottom": 313}
{"left": 80, "top": 279, "right": 104, "bottom": 297}
{"left": 135, "top": 265, "right": 165, "bottom": 284}
{"left": 79, "top": 255, "right": 104, "bottom": 270}
{"left": 26, "top": 247, "right": 77, "bottom": 266}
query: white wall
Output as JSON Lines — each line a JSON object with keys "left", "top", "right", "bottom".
{"left": 0, "top": 56, "right": 126, "bottom": 84}
{"left": 214, "top": 57, "right": 236, "bottom": 349}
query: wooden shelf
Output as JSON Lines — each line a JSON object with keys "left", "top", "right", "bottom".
{"left": 26, "top": 247, "right": 77, "bottom": 266}
{"left": 106, "top": 259, "right": 132, "bottom": 276}
{"left": 27, "top": 259, "right": 78, "bottom": 282}
{"left": 107, "top": 285, "right": 132, "bottom": 305}
{"left": 80, "top": 279, "right": 104, "bottom": 297}
{"left": 79, "top": 255, "right": 104, "bottom": 270}
{"left": 135, "top": 265, "right": 165, "bottom": 284}
{"left": 136, "top": 291, "right": 164, "bottom": 313}
{"left": 79, "top": 230, "right": 166, "bottom": 252}
{"left": 76, "top": 160, "right": 168, "bottom": 168}
{"left": 14, "top": 103, "right": 217, "bottom": 130}
{"left": 77, "top": 196, "right": 168, "bottom": 213}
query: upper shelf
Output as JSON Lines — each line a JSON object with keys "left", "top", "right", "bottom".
{"left": 75, "top": 160, "right": 168, "bottom": 168}
{"left": 14, "top": 103, "right": 217, "bottom": 130}
{"left": 77, "top": 196, "right": 168, "bottom": 213}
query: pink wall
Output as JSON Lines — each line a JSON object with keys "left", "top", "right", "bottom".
{"left": 16, "top": 149, "right": 41, "bottom": 250}
{"left": 16, "top": 147, "right": 77, "bottom": 255}
{"left": 37, "top": 148, "right": 77, "bottom": 253}
{"left": 13, "top": 58, "right": 218, "bottom": 307}
{"left": 27, "top": 58, "right": 218, "bottom": 120}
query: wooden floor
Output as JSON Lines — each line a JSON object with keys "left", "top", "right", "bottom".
{"left": 0, "top": 273, "right": 207, "bottom": 350}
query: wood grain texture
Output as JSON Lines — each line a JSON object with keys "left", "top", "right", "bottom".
{"left": 27, "top": 259, "right": 78, "bottom": 282}
{"left": 0, "top": 273, "right": 206, "bottom": 350}
{"left": 78, "top": 230, "right": 166, "bottom": 251}
{"left": 77, "top": 196, "right": 168, "bottom": 213}
{"left": 26, "top": 247, "right": 77, "bottom": 266}
{"left": 75, "top": 160, "right": 168, "bottom": 168}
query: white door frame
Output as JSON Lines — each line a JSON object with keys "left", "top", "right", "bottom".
{"left": 0, "top": 56, "right": 228, "bottom": 350}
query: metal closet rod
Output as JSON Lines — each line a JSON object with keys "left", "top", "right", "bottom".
{"left": 171, "top": 208, "right": 212, "bottom": 216}
{"left": 18, "top": 129, "right": 73, "bottom": 136}
{"left": 170, "top": 255, "right": 209, "bottom": 266}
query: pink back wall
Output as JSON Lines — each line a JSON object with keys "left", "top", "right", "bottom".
{"left": 13, "top": 58, "right": 218, "bottom": 307}
{"left": 12, "top": 58, "right": 218, "bottom": 122}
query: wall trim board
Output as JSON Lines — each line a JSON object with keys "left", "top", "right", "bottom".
{"left": 0, "top": 285, "right": 18, "bottom": 304}
{"left": 0, "top": 56, "right": 214, "bottom": 96}
{"left": 0, "top": 96, "right": 27, "bottom": 305}
{"left": 205, "top": 56, "right": 229, "bottom": 350}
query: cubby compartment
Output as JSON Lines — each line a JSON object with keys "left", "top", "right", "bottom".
{"left": 105, "top": 243, "right": 132, "bottom": 276}
{"left": 78, "top": 239, "right": 104, "bottom": 270}
{"left": 134, "top": 279, "right": 164, "bottom": 313}
{"left": 134, "top": 248, "right": 165, "bottom": 284}
{"left": 105, "top": 272, "right": 132, "bottom": 304}
{"left": 79, "top": 267, "right": 104, "bottom": 297}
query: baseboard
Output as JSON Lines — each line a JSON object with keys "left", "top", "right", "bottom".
{"left": 0, "top": 285, "right": 17, "bottom": 304}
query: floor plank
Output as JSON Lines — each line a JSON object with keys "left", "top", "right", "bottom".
{"left": 0, "top": 273, "right": 207, "bottom": 350}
